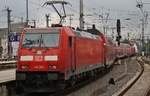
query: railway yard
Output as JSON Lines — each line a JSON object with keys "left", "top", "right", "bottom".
{"left": 0, "top": 56, "right": 150, "bottom": 96}
{"left": 0, "top": 0, "right": 150, "bottom": 96}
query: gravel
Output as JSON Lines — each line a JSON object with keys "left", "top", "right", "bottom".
{"left": 67, "top": 56, "right": 140, "bottom": 96}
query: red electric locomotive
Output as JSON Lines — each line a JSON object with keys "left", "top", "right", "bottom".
{"left": 16, "top": 26, "right": 111, "bottom": 93}
{"left": 16, "top": 25, "right": 136, "bottom": 94}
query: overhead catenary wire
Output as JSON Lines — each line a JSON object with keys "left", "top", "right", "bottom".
{"left": 0, "top": 0, "right": 147, "bottom": 30}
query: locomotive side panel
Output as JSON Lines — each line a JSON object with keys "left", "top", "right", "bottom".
{"left": 60, "top": 28, "right": 76, "bottom": 79}
{"left": 75, "top": 37, "right": 104, "bottom": 74}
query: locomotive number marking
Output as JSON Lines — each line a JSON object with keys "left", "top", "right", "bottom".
{"left": 34, "top": 56, "right": 43, "bottom": 61}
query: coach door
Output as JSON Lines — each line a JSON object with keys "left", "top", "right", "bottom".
{"left": 69, "top": 36, "right": 76, "bottom": 74}
{"left": 102, "top": 42, "right": 106, "bottom": 67}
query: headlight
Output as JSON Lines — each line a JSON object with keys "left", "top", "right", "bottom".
{"left": 49, "top": 65, "right": 57, "bottom": 69}
{"left": 20, "top": 65, "right": 29, "bottom": 71}
{"left": 20, "top": 56, "right": 33, "bottom": 61}
{"left": 44, "top": 56, "right": 58, "bottom": 61}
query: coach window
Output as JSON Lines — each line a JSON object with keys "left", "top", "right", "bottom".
{"left": 69, "top": 36, "right": 72, "bottom": 48}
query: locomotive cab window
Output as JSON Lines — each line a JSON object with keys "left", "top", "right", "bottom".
{"left": 22, "top": 30, "right": 60, "bottom": 48}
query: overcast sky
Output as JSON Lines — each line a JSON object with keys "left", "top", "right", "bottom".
{"left": 0, "top": 0, "right": 150, "bottom": 39}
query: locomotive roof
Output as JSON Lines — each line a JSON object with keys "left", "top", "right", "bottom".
{"left": 24, "top": 27, "right": 60, "bottom": 33}
{"left": 74, "top": 30, "right": 100, "bottom": 40}
{"left": 23, "top": 27, "right": 105, "bottom": 41}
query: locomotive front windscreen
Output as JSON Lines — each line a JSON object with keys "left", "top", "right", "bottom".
{"left": 22, "top": 31, "right": 59, "bottom": 48}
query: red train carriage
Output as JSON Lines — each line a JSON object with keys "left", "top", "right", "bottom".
{"left": 105, "top": 38, "right": 117, "bottom": 66}
{"left": 115, "top": 43, "right": 136, "bottom": 58}
{"left": 16, "top": 26, "right": 108, "bottom": 93}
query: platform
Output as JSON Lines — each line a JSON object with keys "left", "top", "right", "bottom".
{"left": 0, "top": 69, "right": 16, "bottom": 84}
{"left": 0, "top": 61, "right": 16, "bottom": 64}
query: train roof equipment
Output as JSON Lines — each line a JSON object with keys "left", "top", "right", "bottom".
{"left": 43, "top": 0, "right": 71, "bottom": 25}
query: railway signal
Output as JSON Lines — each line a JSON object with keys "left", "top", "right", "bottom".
{"left": 116, "top": 19, "right": 122, "bottom": 46}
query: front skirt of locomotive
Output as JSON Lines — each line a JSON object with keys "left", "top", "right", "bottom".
{"left": 16, "top": 71, "right": 64, "bottom": 94}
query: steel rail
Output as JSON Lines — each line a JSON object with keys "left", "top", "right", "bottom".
{"left": 117, "top": 56, "right": 144, "bottom": 96}
{"left": 142, "top": 57, "right": 150, "bottom": 96}
{"left": 145, "top": 85, "right": 150, "bottom": 96}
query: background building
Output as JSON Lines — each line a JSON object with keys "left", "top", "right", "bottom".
{"left": 0, "top": 22, "right": 25, "bottom": 58}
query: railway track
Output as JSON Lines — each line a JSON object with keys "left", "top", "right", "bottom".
{"left": 47, "top": 66, "right": 112, "bottom": 96}
{"left": 21, "top": 67, "right": 112, "bottom": 96}
{"left": 143, "top": 57, "right": 150, "bottom": 96}
{"left": 64, "top": 56, "right": 136, "bottom": 96}
{"left": 115, "top": 56, "right": 150, "bottom": 96}
{"left": 0, "top": 57, "right": 147, "bottom": 96}
{"left": 64, "top": 67, "right": 112, "bottom": 96}
{"left": 62, "top": 56, "right": 140, "bottom": 96}
{"left": 0, "top": 60, "right": 17, "bottom": 71}
{"left": 145, "top": 86, "right": 150, "bottom": 96}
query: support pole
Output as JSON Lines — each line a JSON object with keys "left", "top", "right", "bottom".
{"left": 128, "top": 32, "right": 130, "bottom": 40}
{"left": 26, "top": 0, "right": 29, "bottom": 27}
{"left": 46, "top": 14, "right": 50, "bottom": 27}
{"left": 142, "top": 18, "right": 144, "bottom": 51}
{"left": 69, "top": 15, "right": 73, "bottom": 27}
{"left": 112, "top": 28, "right": 115, "bottom": 40}
{"left": 7, "top": 8, "right": 12, "bottom": 58}
{"left": 79, "top": 0, "right": 84, "bottom": 30}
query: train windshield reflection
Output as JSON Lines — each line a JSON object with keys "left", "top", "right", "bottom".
{"left": 22, "top": 32, "right": 59, "bottom": 48}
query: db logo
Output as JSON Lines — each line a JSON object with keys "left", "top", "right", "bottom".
{"left": 34, "top": 56, "right": 43, "bottom": 61}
